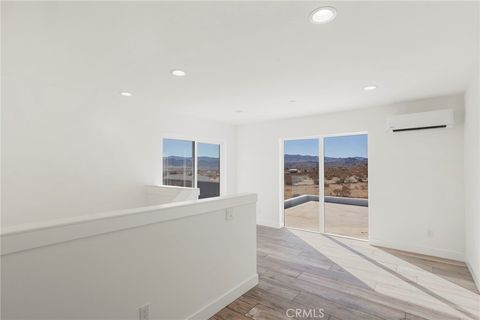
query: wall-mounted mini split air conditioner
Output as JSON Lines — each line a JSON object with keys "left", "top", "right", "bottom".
{"left": 386, "top": 109, "right": 454, "bottom": 133}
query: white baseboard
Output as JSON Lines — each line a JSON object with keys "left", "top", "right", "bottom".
{"left": 466, "top": 260, "right": 480, "bottom": 291}
{"left": 256, "top": 220, "right": 282, "bottom": 228}
{"left": 186, "top": 273, "right": 259, "bottom": 320}
{"left": 369, "top": 239, "right": 464, "bottom": 261}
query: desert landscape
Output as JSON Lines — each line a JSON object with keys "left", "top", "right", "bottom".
{"left": 162, "top": 155, "right": 220, "bottom": 198}
{"left": 284, "top": 154, "right": 368, "bottom": 199}
{"left": 284, "top": 154, "right": 368, "bottom": 238}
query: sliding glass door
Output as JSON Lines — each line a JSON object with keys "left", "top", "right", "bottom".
{"left": 283, "top": 138, "right": 320, "bottom": 232}
{"left": 282, "top": 133, "right": 368, "bottom": 240}
{"left": 323, "top": 134, "right": 368, "bottom": 239}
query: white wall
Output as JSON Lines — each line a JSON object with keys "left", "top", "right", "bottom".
{"left": 1, "top": 1, "right": 242, "bottom": 227}
{"left": 464, "top": 73, "right": 480, "bottom": 286}
{"left": 237, "top": 94, "right": 465, "bottom": 260}
{"left": 2, "top": 95, "right": 237, "bottom": 226}
{"left": 1, "top": 194, "right": 258, "bottom": 320}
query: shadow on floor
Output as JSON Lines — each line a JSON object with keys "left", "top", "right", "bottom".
{"left": 324, "top": 234, "right": 479, "bottom": 320}
{"left": 239, "top": 225, "right": 480, "bottom": 320}
{"left": 376, "top": 246, "right": 479, "bottom": 295}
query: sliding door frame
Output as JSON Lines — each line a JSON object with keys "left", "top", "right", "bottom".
{"left": 280, "top": 131, "right": 369, "bottom": 241}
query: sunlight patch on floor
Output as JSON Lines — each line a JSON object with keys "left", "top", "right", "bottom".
{"left": 288, "top": 229, "right": 480, "bottom": 320}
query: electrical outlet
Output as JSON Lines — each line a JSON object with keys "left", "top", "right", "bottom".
{"left": 139, "top": 304, "right": 149, "bottom": 320}
{"left": 225, "top": 209, "right": 234, "bottom": 221}
{"left": 427, "top": 229, "right": 433, "bottom": 238}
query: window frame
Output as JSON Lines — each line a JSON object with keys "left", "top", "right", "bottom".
{"left": 159, "top": 134, "right": 226, "bottom": 197}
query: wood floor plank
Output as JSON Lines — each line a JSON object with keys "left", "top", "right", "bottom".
{"left": 261, "top": 255, "right": 333, "bottom": 277}
{"left": 261, "top": 270, "right": 405, "bottom": 320}
{"left": 212, "top": 226, "right": 479, "bottom": 320}
{"left": 228, "top": 296, "right": 258, "bottom": 315}
{"left": 255, "top": 277, "right": 301, "bottom": 300}
{"left": 295, "top": 271, "right": 463, "bottom": 320}
{"left": 379, "top": 247, "right": 467, "bottom": 267}
{"left": 243, "top": 286, "right": 307, "bottom": 315}
{"left": 256, "top": 265, "right": 267, "bottom": 275}
{"left": 257, "top": 257, "right": 302, "bottom": 278}
{"left": 246, "top": 304, "right": 291, "bottom": 320}
{"left": 259, "top": 242, "right": 305, "bottom": 256}
{"left": 261, "top": 250, "right": 333, "bottom": 271}
{"left": 432, "top": 266, "right": 476, "bottom": 281}
{"left": 405, "top": 313, "right": 429, "bottom": 320}
{"left": 293, "top": 291, "right": 388, "bottom": 320}
{"left": 213, "top": 307, "right": 252, "bottom": 320}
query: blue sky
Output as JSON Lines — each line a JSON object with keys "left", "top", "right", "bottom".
{"left": 198, "top": 142, "right": 220, "bottom": 158}
{"left": 325, "top": 134, "right": 367, "bottom": 158}
{"left": 284, "top": 139, "right": 319, "bottom": 156}
{"left": 163, "top": 139, "right": 219, "bottom": 158}
{"left": 284, "top": 134, "right": 368, "bottom": 158}
{"left": 163, "top": 139, "right": 193, "bottom": 157}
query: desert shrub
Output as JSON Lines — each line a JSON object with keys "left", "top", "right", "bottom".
{"left": 340, "top": 185, "right": 351, "bottom": 197}
{"left": 333, "top": 185, "right": 351, "bottom": 197}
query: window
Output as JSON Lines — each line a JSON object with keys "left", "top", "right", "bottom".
{"left": 197, "top": 143, "right": 220, "bottom": 199}
{"left": 162, "top": 138, "right": 221, "bottom": 199}
{"left": 162, "top": 139, "right": 195, "bottom": 188}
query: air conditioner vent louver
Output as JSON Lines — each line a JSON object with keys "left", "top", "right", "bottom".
{"left": 387, "top": 110, "right": 454, "bottom": 133}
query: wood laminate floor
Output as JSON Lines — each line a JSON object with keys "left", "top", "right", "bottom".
{"left": 212, "top": 226, "right": 480, "bottom": 320}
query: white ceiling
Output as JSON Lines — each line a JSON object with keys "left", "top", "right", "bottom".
{"left": 3, "top": 1, "right": 479, "bottom": 124}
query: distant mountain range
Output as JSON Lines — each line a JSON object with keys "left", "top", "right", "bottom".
{"left": 163, "top": 156, "right": 219, "bottom": 169}
{"left": 198, "top": 157, "right": 220, "bottom": 169}
{"left": 324, "top": 156, "right": 368, "bottom": 168}
{"left": 284, "top": 154, "right": 367, "bottom": 168}
{"left": 164, "top": 154, "right": 366, "bottom": 170}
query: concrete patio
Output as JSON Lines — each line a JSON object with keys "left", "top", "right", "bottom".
{"left": 284, "top": 201, "right": 368, "bottom": 240}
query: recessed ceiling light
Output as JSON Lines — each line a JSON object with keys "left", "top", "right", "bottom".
{"left": 363, "top": 85, "right": 377, "bottom": 91}
{"left": 171, "top": 69, "right": 186, "bottom": 77}
{"left": 120, "top": 92, "right": 132, "bottom": 97}
{"left": 310, "top": 7, "right": 337, "bottom": 24}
